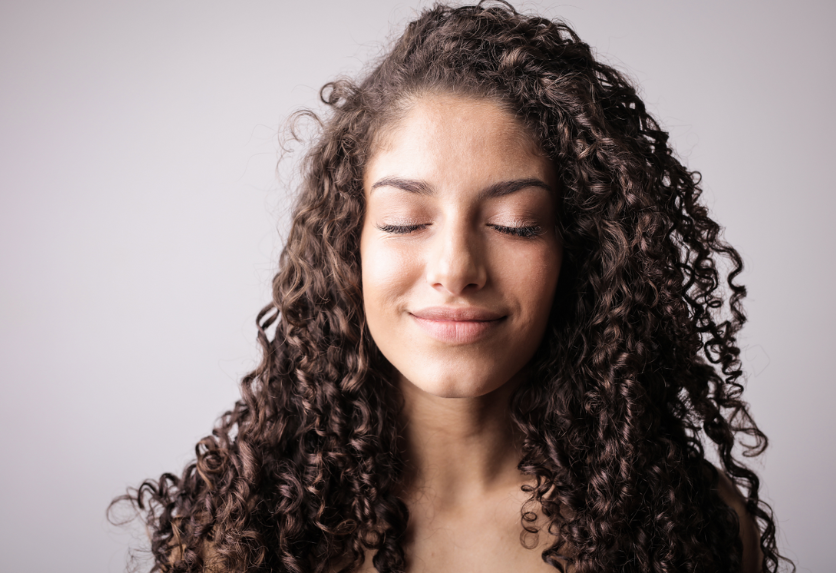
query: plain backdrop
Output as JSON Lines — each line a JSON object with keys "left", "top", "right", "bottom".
{"left": 1, "top": 1, "right": 834, "bottom": 572}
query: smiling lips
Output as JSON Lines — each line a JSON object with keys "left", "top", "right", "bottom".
{"left": 410, "top": 306, "right": 506, "bottom": 344}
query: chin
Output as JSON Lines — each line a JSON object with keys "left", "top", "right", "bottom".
{"left": 398, "top": 366, "right": 512, "bottom": 399}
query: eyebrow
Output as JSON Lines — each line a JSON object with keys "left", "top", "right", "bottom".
{"left": 370, "top": 176, "right": 551, "bottom": 199}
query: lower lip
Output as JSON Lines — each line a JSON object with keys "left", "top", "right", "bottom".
{"left": 410, "top": 316, "right": 504, "bottom": 344}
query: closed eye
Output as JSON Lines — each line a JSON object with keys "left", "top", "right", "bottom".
{"left": 489, "top": 224, "right": 543, "bottom": 238}
{"left": 377, "top": 223, "right": 543, "bottom": 237}
{"left": 377, "top": 223, "right": 428, "bottom": 234}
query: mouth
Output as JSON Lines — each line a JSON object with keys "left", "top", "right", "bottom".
{"left": 409, "top": 306, "right": 506, "bottom": 344}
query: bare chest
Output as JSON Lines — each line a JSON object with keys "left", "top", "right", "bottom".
{"left": 351, "top": 497, "right": 566, "bottom": 573}
{"left": 352, "top": 532, "right": 561, "bottom": 573}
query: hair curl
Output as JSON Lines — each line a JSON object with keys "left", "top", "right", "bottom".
{"left": 111, "top": 3, "right": 792, "bottom": 572}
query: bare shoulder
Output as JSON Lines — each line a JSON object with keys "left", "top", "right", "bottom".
{"left": 714, "top": 467, "right": 764, "bottom": 573}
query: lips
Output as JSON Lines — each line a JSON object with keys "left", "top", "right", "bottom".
{"left": 410, "top": 306, "right": 505, "bottom": 344}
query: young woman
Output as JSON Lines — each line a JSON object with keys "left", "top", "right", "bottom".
{"left": 114, "top": 3, "right": 790, "bottom": 572}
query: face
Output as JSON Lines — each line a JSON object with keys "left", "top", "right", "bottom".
{"left": 360, "top": 93, "right": 562, "bottom": 398}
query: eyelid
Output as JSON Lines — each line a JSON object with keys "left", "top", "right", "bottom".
{"left": 375, "top": 217, "right": 546, "bottom": 237}
{"left": 489, "top": 223, "right": 543, "bottom": 238}
{"left": 376, "top": 223, "right": 429, "bottom": 234}
{"left": 488, "top": 214, "right": 544, "bottom": 234}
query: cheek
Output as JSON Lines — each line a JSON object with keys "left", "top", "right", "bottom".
{"left": 360, "top": 237, "right": 422, "bottom": 323}
{"left": 494, "top": 242, "right": 562, "bottom": 320}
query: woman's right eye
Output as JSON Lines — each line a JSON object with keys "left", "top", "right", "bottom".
{"left": 377, "top": 224, "right": 427, "bottom": 234}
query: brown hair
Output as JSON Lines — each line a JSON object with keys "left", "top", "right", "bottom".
{"left": 112, "top": 2, "right": 791, "bottom": 572}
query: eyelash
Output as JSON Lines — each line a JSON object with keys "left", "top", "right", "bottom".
{"left": 377, "top": 224, "right": 543, "bottom": 238}
{"left": 491, "top": 224, "right": 542, "bottom": 238}
{"left": 377, "top": 224, "right": 426, "bottom": 234}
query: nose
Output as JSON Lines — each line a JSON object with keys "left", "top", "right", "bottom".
{"left": 425, "top": 219, "right": 487, "bottom": 295}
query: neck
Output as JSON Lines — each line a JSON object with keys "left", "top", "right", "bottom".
{"left": 397, "top": 373, "right": 524, "bottom": 508}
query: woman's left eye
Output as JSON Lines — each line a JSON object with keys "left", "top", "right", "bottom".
{"left": 489, "top": 224, "right": 543, "bottom": 238}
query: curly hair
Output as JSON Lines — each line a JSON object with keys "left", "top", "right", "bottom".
{"left": 111, "top": 2, "right": 792, "bottom": 572}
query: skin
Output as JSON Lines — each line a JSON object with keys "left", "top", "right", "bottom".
{"left": 360, "top": 94, "right": 562, "bottom": 400}
{"left": 350, "top": 92, "right": 762, "bottom": 572}
{"left": 359, "top": 93, "right": 562, "bottom": 573}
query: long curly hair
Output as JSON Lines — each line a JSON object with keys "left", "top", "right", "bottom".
{"left": 112, "top": 3, "right": 791, "bottom": 572}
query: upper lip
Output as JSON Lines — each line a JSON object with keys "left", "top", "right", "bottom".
{"left": 410, "top": 306, "right": 505, "bottom": 321}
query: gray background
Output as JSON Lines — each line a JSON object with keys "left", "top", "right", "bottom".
{"left": 1, "top": 1, "right": 833, "bottom": 571}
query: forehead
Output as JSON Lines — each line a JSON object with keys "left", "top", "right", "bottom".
{"left": 364, "top": 93, "right": 549, "bottom": 190}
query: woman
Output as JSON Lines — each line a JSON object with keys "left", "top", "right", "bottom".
{"left": 114, "top": 2, "right": 790, "bottom": 572}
